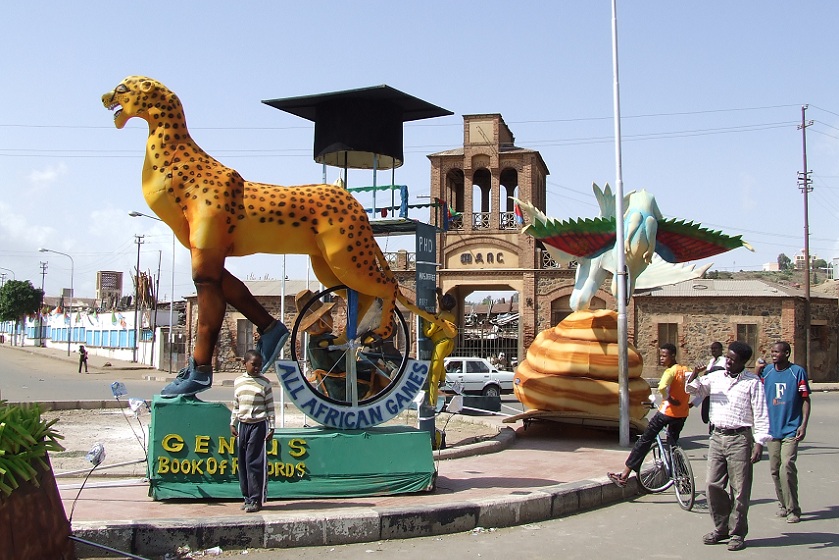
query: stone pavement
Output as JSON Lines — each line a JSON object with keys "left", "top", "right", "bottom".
{"left": 8, "top": 343, "right": 839, "bottom": 559}
{"left": 62, "top": 420, "right": 642, "bottom": 559}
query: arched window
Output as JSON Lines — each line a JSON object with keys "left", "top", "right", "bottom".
{"left": 472, "top": 168, "right": 491, "bottom": 229}
{"left": 499, "top": 167, "right": 519, "bottom": 229}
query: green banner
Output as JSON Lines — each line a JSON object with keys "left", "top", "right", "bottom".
{"left": 147, "top": 396, "right": 435, "bottom": 500}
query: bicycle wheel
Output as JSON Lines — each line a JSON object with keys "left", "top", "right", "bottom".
{"left": 637, "top": 442, "right": 672, "bottom": 493}
{"left": 290, "top": 285, "right": 409, "bottom": 406}
{"left": 671, "top": 446, "right": 696, "bottom": 511}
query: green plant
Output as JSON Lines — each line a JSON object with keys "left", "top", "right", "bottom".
{"left": 0, "top": 401, "right": 65, "bottom": 498}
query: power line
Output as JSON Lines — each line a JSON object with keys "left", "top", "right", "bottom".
{"left": 0, "top": 103, "right": 820, "bottom": 132}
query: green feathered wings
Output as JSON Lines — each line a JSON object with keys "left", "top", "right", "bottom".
{"left": 524, "top": 215, "right": 753, "bottom": 263}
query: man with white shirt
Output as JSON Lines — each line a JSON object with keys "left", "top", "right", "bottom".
{"left": 707, "top": 341, "right": 727, "bottom": 371}
{"left": 686, "top": 341, "right": 771, "bottom": 552}
{"left": 701, "top": 341, "right": 727, "bottom": 425}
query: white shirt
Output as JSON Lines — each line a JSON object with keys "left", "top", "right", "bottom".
{"left": 688, "top": 356, "right": 726, "bottom": 407}
{"left": 687, "top": 368, "right": 771, "bottom": 445}
{"left": 707, "top": 355, "right": 726, "bottom": 372}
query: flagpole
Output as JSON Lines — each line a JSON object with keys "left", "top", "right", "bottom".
{"left": 612, "top": 0, "right": 631, "bottom": 447}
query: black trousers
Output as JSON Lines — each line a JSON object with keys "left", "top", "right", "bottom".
{"left": 236, "top": 420, "right": 268, "bottom": 505}
{"left": 625, "top": 411, "right": 686, "bottom": 472}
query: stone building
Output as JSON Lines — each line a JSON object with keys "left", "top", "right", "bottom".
{"left": 633, "top": 278, "right": 838, "bottom": 382}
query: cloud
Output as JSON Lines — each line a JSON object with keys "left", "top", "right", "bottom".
{"left": 26, "top": 162, "right": 69, "bottom": 189}
{"left": 0, "top": 200, "right": 55, "bottom": 246}
{"left": 87, "top": 205, "right": 138, "bottom": 238}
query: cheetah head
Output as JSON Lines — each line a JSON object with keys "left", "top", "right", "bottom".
{"left": 101, "top": 76, "right": 181, "bottom": 129}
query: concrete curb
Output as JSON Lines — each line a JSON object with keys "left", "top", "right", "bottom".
{"left": 38, "top": 400, "right": 523, "bottom": 557}
{"left": 71, "top": 476, "right": 643, "bottom": 557}
{"left": 435, "top": 426, "right": 517, "bottom": 460}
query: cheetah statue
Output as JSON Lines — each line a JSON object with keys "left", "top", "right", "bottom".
{"left": 102, "top": 75, "right": 454, "bottom": 396}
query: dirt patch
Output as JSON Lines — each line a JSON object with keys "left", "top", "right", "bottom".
{"left": 44, "top": 406, "right": 503, "bottom": 478}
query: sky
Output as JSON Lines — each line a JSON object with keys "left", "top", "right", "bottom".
{"left": 2, "top": 1, "right": 839, "bottom": 302}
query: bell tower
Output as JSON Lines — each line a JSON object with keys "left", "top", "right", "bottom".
{"left": 427, "top": 114, "right": 549, "bottom": 357}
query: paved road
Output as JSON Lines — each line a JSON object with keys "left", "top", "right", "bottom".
{"left": 0, "top": 344, "right": 228, "bottom": 403}
{"left": 0, "top": 344, "right": 526, "bottom": 414}
{"left": 218, "top": 391, "right": 839, "bottom": 560}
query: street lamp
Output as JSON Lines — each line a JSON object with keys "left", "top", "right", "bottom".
{"left": 38, "top": 248, "right": 74, "bottom": 356}
{"left": 130, "top": 211, "right": 176, "bottom": 375}
{"left": 0, "top": 267, "right": 14, "bottom": 290}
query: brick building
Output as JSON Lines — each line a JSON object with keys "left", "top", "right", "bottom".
{"left": 632, "top": 278, "right": 838, "bottom": 381}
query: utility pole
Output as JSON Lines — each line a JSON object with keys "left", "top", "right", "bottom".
{"left": 133, "top": 234, "right": 145, "bottom": 363}
{"left": 151, "top": 250, "right": 162, "bottom": 369}
{"left": 39, "top": 261, "right": 48, "bottom": 346}
{"left": 798, "top": 105, "right": 813, "bottom": 375}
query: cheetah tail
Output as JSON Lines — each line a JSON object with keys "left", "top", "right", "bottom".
{"left": 371, "top": 240, "right": 456, "bottom": 339}
{"left": 396, "top": 292, "right": 457, "bottom": 339}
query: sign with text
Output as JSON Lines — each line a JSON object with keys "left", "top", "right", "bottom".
{"left": 415, "top": 222, "right": 437, "bottom": 313}
{"left": 147, "top": 396, "right": 434, "bottom": 500}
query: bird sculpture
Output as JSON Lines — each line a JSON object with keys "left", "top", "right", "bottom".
{"left": 516, "top": 183, "right": 754, "bottom": 311}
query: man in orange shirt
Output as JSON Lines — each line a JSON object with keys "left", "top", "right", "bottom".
{"left": 608, "top": 343, "right": 690, "bottom": 486}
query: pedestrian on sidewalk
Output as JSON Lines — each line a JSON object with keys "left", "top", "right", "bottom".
{"left": 755, "top": 341, "right": 811, "bottom": 524}
{"left": 686, "top": 341, "right": 770, "bottom": 552}
{"left": 78, "top": 345, "right": 89, "bottom": 373}
{"left": 230, "top": 349, "right": 275, "bottom": 513}
{"left": 607, "top": 343, "right": 691, "bottom": 487}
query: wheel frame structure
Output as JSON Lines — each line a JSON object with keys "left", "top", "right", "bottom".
{"left": 290, "top": 285, "right": 411, "bottom": 408}
{"left": 637, "top": 437, "right": 674, "bottom": 493}
{"left": 671, "top": 445, "right": 696, "bottom": 511}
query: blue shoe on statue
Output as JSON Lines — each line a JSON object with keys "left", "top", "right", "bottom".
{"left": 167, "top": 357, "right": 195, "bottom": 387}
{"left": 256, "top": 320, "right": 290, "bottom": 374}
{"left": 161, "top": 357, "right": 213, "bottom": 397}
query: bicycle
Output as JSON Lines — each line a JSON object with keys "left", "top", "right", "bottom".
{"left": 636, "top": 427, "right": 696, "bottom": 511}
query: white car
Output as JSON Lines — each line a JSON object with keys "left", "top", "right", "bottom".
{"left": 442, "top": 357, "right": 515, "bottom": 397}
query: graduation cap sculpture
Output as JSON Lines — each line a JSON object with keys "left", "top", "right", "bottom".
{"left": 263, "top": 85, "right": 452, "bottom": 170}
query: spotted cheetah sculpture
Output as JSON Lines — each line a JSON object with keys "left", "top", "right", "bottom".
{"left": 102, "top": 76, "right": 453, "bottom": 393}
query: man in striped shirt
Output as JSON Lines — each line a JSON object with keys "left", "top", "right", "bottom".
{"left": 231, "top": 350, "right": 275, "bottom": 513}
{"left": 687, "top": 341, "right": 770, "bottom": 552}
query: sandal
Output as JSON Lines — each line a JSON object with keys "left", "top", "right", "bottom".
{"left": 607, "top": 472, "right": 627, "bottom": 488}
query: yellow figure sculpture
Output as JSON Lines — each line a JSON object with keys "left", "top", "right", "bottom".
{"left": 102, "top": 76, "right": 454, "bottom": 397}
{"left": 423, "top": 288, "right": 457, "bottom": 405}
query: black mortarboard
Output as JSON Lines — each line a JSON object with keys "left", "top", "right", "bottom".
{"left": 263, "top": 85, "right": 452, "bottom": 170}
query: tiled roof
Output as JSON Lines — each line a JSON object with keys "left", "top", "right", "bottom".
{"left": 427, "top": 145, "right": 541, "bottom": 158}
{"left": 636, "top": 278, "right": 837, "bottom": 299}
{"left": 466, "top": 300, "right": 519, "bottom": 315}
{"left": 185, "top": 280, "right": 314, "bottom": 299}
{"left": 427, "top": 148, "right": 464, "bottom": 157}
